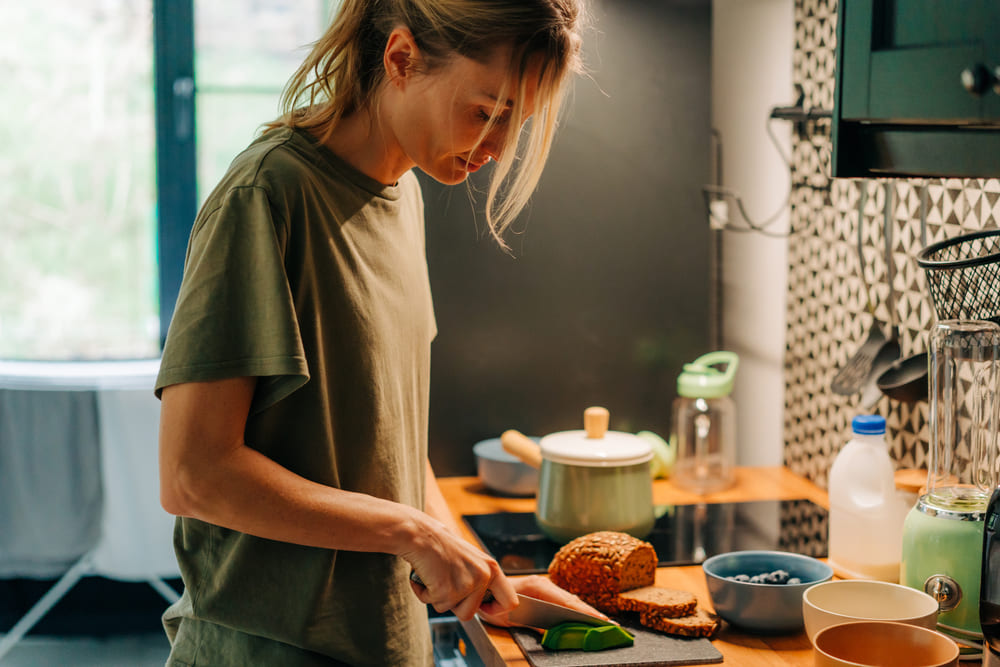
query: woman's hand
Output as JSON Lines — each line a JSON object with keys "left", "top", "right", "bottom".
{"left": 403, "top": 517, "right": 518, "bottom": 621}
{"left": 477, "top": 575, "right": 612, "bottom": 627}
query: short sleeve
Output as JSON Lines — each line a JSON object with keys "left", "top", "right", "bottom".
{"left": 156, "top": 185, "right": 309, "bottom": 414}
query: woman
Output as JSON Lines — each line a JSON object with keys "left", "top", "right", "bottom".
{"left": 156, "top": 1, "right": 596, "bottom": 665}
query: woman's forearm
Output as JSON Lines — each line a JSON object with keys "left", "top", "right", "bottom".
{"left": 159, "top": 378, "right": 433, "bottom": 557}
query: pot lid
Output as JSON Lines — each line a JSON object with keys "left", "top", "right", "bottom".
{"left": 539, "top": 407, "right": 653, "bottom": 467}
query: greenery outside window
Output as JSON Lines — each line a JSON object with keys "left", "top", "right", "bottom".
{"left": 0, "top": 1, "right": 330, "bottom": 361}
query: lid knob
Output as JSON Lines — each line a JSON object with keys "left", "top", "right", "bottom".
{"left": 584, "top": 406, "right": 610, "bottom": 439}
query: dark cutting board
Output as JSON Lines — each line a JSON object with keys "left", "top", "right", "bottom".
{"left": 509, "top": 619, "right": 723, "bottom": 667}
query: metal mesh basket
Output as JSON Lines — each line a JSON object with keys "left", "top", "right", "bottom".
{"left": 917, "top": 229, "right": 1000, "bottom": 323}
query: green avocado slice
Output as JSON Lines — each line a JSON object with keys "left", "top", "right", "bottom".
{"left": 540, "top": 622, "right": 635, "bottom": 651}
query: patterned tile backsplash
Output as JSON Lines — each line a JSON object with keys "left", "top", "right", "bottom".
{"left": 783, "top": 0, "right": 1000, "bottom": 487}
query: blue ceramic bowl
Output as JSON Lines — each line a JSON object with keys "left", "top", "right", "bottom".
{"left": 473, "top": 437, "right": 539, "bottom": 497}
{"left": 702, "top": 550, "right": 834, "bottom": 633}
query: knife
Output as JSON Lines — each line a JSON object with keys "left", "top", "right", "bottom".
{"left": 504, "top": 593, "right": 615, "bottom": 629}
{"left": 409, "top": 570, "right": 613, "bottom": 629}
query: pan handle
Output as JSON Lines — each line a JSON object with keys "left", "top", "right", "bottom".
{"left": 501, "top": 430, "right": 543, "bottom": 469}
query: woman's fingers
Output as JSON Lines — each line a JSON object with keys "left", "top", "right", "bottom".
{"left": 407, "top": 549, "right": 514, "bottom": 618}
{"left": 513, "top": 575, "right": 611, "bottom": 620}
{"left": 469, "top": 566, "right": 518, "bottom": 620}
{"left": 447, "top": 560, "right": 517, "bottom": 620}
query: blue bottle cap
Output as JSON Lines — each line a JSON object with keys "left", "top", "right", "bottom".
{"left": 851, "top": 414, "right": 886, "bottom": 435}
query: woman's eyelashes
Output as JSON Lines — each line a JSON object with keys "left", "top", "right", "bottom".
{"left": 476, "top": 107, "right": 512, "bottom": 125}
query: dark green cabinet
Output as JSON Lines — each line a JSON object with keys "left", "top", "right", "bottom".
{"left": 832, "top": 0, "right": 1000, "bottom": 177}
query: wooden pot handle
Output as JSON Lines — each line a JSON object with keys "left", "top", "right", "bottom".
{"left": 500, "top": 429, "right": 543, "bottom": 469}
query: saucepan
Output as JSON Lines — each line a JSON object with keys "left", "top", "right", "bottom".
{"left": 501, "top": 406, "right": 655, "bottom": 544}
{"left": 473, "top": 436, "right": 539, "bottom": 497}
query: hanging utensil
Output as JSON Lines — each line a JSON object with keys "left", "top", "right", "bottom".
{"left": 877, "top": 181, "right": 931, "bottom": 403}
{"left": 832, "top": 181, "right": 898, "bottom": 395}
{"left": 860, "top": 183, "right": 903, "bottom": 407}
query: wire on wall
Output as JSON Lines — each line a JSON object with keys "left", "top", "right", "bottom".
{"left": 703, "top": 85, "right": 832, "bottom": 239}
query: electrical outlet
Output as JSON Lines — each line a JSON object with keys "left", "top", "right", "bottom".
{"left": 709, "top": 199, "right": 729, "bottom": 230}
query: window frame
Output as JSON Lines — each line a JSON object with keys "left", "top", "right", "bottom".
{"left": 153, "top": 0, "right": 197, "bottom": 349}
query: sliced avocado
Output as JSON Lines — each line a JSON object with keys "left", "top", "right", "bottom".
{"left": 540, "top": 622, "right": 635, "bottom": 651}
{"left": 541, "top": 623, "right": 592, "bottom": 650}
{"left": 581, "top": 624, "right": 635, "bottom": 650}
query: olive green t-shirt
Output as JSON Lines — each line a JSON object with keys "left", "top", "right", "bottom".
{"left": 156, "top": 127, "right": 436, "bottom": 666}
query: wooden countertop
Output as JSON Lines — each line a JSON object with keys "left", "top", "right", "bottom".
{"left": 436, "top": 466, "right": 829, "bottom": 666}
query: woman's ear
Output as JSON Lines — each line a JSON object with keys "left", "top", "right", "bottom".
{"left": 384, "top": 27, "right": 420, "bottom": 88}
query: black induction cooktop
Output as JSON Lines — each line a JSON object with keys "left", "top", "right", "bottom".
{"left": 462, "top": 499, "right": 828, "bottom": 576}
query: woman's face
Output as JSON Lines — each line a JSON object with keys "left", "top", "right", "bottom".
{"left": 389, "top": 44, "right": 539, "bottom": 185}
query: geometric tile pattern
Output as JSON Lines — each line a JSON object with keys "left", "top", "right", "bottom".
{"left": 778, "top": 498, "right": 829, "bottom": 558}
{"left": 783, "top": 0, "right": 1000, "bottom": 488}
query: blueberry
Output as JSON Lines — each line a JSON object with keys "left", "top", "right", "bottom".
{"left": 729, "top": 570, "right": 802, "bottom": 585}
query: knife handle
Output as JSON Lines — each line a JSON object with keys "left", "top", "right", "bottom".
{"left": 409, "top": 569, "right": 495, "bottom": 604}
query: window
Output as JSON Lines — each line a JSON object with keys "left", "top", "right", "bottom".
{"left": 0, "top": 1, "right": 331, "bottom": 360}
{"left": 1, "top": 2, "right": 157, "bottom": 359}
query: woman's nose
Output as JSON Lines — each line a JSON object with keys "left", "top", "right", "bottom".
{"left": 480, "top": 138, "right": 502, "bottom": 163}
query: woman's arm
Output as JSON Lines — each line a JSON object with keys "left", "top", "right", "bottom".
{"left": 158, "top": 376, "right": 516, "bottom": 620}
{"left": 422, "top": 458, "right": 610, "bottom": 625}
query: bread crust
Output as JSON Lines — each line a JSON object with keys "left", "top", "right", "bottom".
{"left": 546, "top": 531, "right": 719, "bottom": 638}
{"left": 547, "top": 531, "right": 657, "bottom": 611}
{"left": 616, "top": 586, "right": 698, "bottom": 618}
{"left": 638, "top": 607, "right": 720, "bottom": 638}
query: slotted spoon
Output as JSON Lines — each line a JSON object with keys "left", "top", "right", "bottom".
{"left": 832, "top": 182, "right": 899, "bottom": 396}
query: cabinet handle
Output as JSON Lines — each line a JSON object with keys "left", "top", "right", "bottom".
{"left": 961, "top": 64, "right": 998, "bottom": 97}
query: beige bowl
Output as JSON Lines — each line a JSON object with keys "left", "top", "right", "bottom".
{"left": 802, "top": 579, "right": 939, "bottom": 643}
{"left": 814, "top": 621, "right": 959, "bottom": 667}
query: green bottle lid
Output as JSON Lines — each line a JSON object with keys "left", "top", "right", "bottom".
{"left": 677, "top": 351, "right": 740, "bottom": 399}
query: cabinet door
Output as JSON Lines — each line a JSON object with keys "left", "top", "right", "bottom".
{"left": 986, "top": 6, "right": 1000, "bottom": 121}
{"left": 840, "top": 0, "right": 992, "bottom": 123}
{"left": 832, "top": 0, "right": 1000, "bottom": 177}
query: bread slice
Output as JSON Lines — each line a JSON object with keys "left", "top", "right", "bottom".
{"left": 615, "top": 586, "right": 697, "bottom": 618}
{"left": 639, "top": 607, "right": 719, "bottom": 638}
{"left": 548, "top": 531, "right": 657, "bottom": 611}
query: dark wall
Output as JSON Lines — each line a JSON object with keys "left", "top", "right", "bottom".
{"left": 421, "top": 0, "right": 713, "bottom": 476}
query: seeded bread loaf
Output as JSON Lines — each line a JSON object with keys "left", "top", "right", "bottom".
{"left": 547, "top": 531, "right": 657, "bottom": 612}
{"left": 615, "top": 586, "right": 698, "bottom": 618}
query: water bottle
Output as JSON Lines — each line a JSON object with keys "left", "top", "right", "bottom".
{"left": 827, "top": 415, "right": 904, "bottom": 582}
{"left": 671, "top": 351, "right": 738, "bottom": 494}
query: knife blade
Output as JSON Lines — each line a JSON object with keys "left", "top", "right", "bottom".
{"left": 409, "top": 570, "right": 612, "bottom": 629}
{"left": 504, "top": 594, "right": 614, "bottom": 629}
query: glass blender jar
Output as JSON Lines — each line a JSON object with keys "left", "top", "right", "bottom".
{"left": 900, "top": 320, "right": 1000, "bottom": 640}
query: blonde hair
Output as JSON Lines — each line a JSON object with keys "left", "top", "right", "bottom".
{"left": 265, "top": 0, "right": 585, "bottom": 247}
